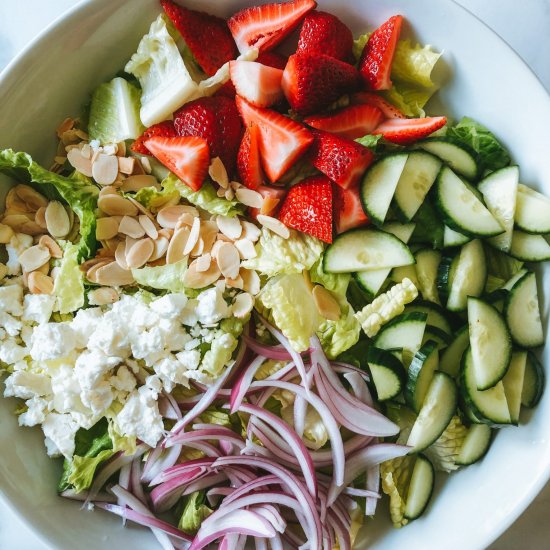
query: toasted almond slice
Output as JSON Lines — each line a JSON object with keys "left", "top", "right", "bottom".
{"left": 216, "top": 232, "right": 232, "bottom": 243}
{"left": 148, "top": 257, "right": 167, "bottom": 268}
{"left": 96, "top": 217, "right": 120, "bottom": 240}
{"left": 34, "top": 262, "right": 50, "bottom": 275}
{"left": 81, "top": 143, "right": 92, "bottom": 159}
{"left": 19, "top": 245, "right": 51, "bottom": 272}
{"left": 216, "top": 215, "right": 242, "bottom": 240}
{"left": 67, "top": 148, "right": 93, "bottom": 177}
{"left": 50, "top": 266, "right": 60, "bottom": 280}
{"left": 15, "top": 184, "right": 48, "bottom": 210}
{"left": 97, "top": 245, "right": 116, "bottom": 258}
{"left": 256, "top": 215, "right": 290, "bottom": 239}
{"left": 118, "top": 156, "right": 135, "bottom": 175}
{"left": 175, "top": 212, "right": 196, "bottom": 229}
{"left": 224, "top": 188, "right": 235, "bottom": 201}
{"left": 208, "top": 157, "right": 229, "bottom": 188}
{"left": 126, "top": 196, "right": 156, "bottom": 221}
{"left": 121, "top": 175, "right": 159, "bottom": 193}
{"left": 261, "top": 196, "right": 280, "bottom": 215}
{"left": 158, "top": 205, "right": 199, "bottom": 229}
{"left": 131, "top": 158, "right": 145, "bottom": 175}
{"left": 210, "top": 239, "right": 224, "bottom": 260}
{"left": 115, "top": 241, "right": 129, "bottom": 269}
{"left": 6, "top": 188, "right": 30, "bottom": 213}
{"left": 190, "top": 238, "right": 205, "bottom": 258}
{"left": 195, "top": 253, "right": 212, "bottom": 273}
{"left": 89, "top": 287, "right": 120, "bottom": 306}
{"left": 80, "top": 256, "right": 109, "bottom": 272}
{"left": 119, "top": 216, "right": 146, "bottom": 239}
{"left": 139, "top": 215, "right": 159, "bottom": 239}
{"left": 236, "top": 188, "right": 263, "bottom": 208}
{"left": 116, "top": 142, "right": 127, "bottom": 157}
{"left": 241, "top": 220, "right": 261, "bottom": 242}
{"left": 234, "top": 238, "right": 257, "bottom": 260}
{"left": 150, "top": 236, "right": 170, "bottom": 261}
{"left": 141, "top": 157, "right": 152, "bottom": 174}
{"left": 45, "top": 201, "right": 71, "bottom": 238}
{"left": 232, "top": 292, "right": 254, "bottom": 318}
{"left": 183, "top": 217, "right": 201, "bottom": 255}
{"left": 225, "top": 275, "right": 244, "bottom": 289}
{"left": 312, "top": 285, "right": 341, "bottom": 321}
{"left": 39, "top": 235, "right": 63, "bottom": 258}
{"left": 0, "top": 223, "right": 14, "bottom": 244}
{"left": 86, "top": 260, "right": 112, "bottom": 283}
{"left": 126, "top": 238, "right": 154, "bottom": 269}
{"left": 102, "top": 144, "right": 118, "bottom": 156}
{"left": 217, "top": 187, "right": 227, "bottom": 198}
{"left": 104, "top": 238, "right": 121, "bottom": 252}
{"left": 92, "top": 153, "right": 119, "bottom": 185}
{"left": 183, "top": 258, "right": 221, "bottom": 289}
{"left": 28, "top": 271, "right": 54, "bottom": 295}
{"left": 158, "top": 228, "right": 174, "bottom": 240}
{"left": 98, "top": 194, "right": 139, "bottom": 216}
{"left": 75, "top": 129, "right": 89, "bottom": 141}
{"left": 200, "top": 221, "right": 219, "bottom": 254}
{"left": 241, "top": 268, "right": 261, "bottom": 296}
{"left": 217, "top": 242, "right": 241, "bottom": 279}
{"left": 99, "top": 185, "right": 119, "bottom": 197}
{"left": 1, "top": 215, "right": 44, "bottom": 235}
{"left": 35, "top": 206, "right": 48, "bottom": 229}
{"left": 0, "top": 263, "right": 7, "bottom": 280}
{"left": 95, "top": 261, "right": 135, "bottom": 286}
{"left": 56, "top": 117, "right": 75, "bottom": 138}
{"left": 166, "top": 227, "right": 191, "bottom": 264}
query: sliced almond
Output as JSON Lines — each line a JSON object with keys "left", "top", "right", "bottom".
{"left": 39, "top": 235, "right": 63, "bottom": 258}
{"left": 0, "top": 263, "right": 8, "bottom": 280}
{"left": 211, "top": 239, "right": 225, "bottom": 260}
{"left": 217, "top": 242, "right": 241, "bottom": 279}
{"left": 97, "top": 245, "right": 116, "bottom": 258}
{"left": 92, "top": 153, "right": 119, "bottom": 185}
{"left": 88, "top": 287, "right": 120, "bottom": 306}
{"left": 15, "top": 184, "right": 48, "bottom": 211}
{"left": 56, "top": 117, "right": 75, "bottom": 138}
{"left": 127, "top": 196, "right": 156, "bottom": 221}
{"left": 234, "top": 238, "right": 257, "bottom": 260}
{"left": 148, "top": 257, "right": 167, "bottom": 268}
{"left": 190, "top": 238, "right": 205, "bottom": 258}
{"left": 232, "top": 292, "right": 254, "bottom": 318}
{"left": 312, "top": 285, "right": 341, "bottom": 321}
{"left": 183, "top": 217, "right": 201, "bottom": 255}
{"left": 6, "top": 188, "right": 30, "bottom": 213}
{"left": 139, "top": 215, "right": 159, "bottom": 239}
{"left": 200, "top": 221, "right": 219, "bottom": 253}
{"left": 96, "top": 217, "right": 120, "bottom": 240}
{"left": 217, "top": 187, "right": 227, "bottom": 198}
{"left": 241, "top": 268, "right": 261, "bottom": 296}
{"left": 150, "top": 236, "right": 170, "bottom": 261}
{"left": 236, "top": 188, "right": 263, "bottom": 208}
{"left": 216, "top": 215, "right": 242, "bottom": 240}
{"left": 224, "top": 188, "right": 235, "bottom": 201}
{"left": 19, "top": 245, "right": 51, "bottom": 272}
{"left": 131, "top": 158, "right": 145, "bottom": 175}
{"left": 261, "top": 196, "right": 280, "bottom": 215}
{"left": 81, "top": 143, "right": 92, "bottom": 159}
{"left": 75, "top": 129, "right": 89, "bottom": 141}
{"left": 183, "top": 258, "right": 221, "bottom": 289}
{"left": 50, "top": 266, "right": 60, "bottom": 280}
{"left": 35, "top": 206, "right": 48, "bottom": 229}
{"left": 166, "top": 227, "right": 191, "bottom": 264}
{"left": 208, "top": 157, "right": 229, "bottom": 188}
{"left": 94, "top": 261, "right": 135, "bottom": 286}
{"left": 0, "top": 223, "right": 14, "bottom": 244}
{"left": 86, "top": 260, "right": 112, "bottom": 283}
{"left": 35, "top": 262, "right": 50, "bottom": 275}
{"left": 116, "top": 142, "right": 127, "bottom": 157}
{"left": 195, "top": 253, "right": 212, "bottom": 273}
{"left": 118, "top": 156, "right": 136, "bottom": 175}
{"left": 98, "top": 194, "right": 139, "bottom": 216}
{"left": 99, "top": 185, "right": 119, "bottom": 197}
{"left": 241, "top": 220, "right": 261, "bottom": 242}
{"left": 175, "top": 212, "right": 196, "bottom": 229}
{"left": 256, "top": 215, "right": 290, "bottom": 239}
{"left": 126, "top": 238, "right": 154, "bottom": 269}
{"left": 67, "top": 148, "right": 93, "bottom": 177}
{"left": 140, "top": 156, "right": 152, "bottom": 174}
{"left": 158, "top": 228, "right": 174, "bottom": 240}
{"left": 102, "top": 144, "right": 118, "bottom": 156}
{"left": 225, "top": 275, "right": 244, "bottom": 289}
{"left": 80, "top": 256, "right": 109, "bottom": 272}
{"left": 121, "top": 175, "right": 159, "bottom": 193}
{"left": 119, "top": 216, "right": 146, "bottom": 239}
{"left": 158, "top": 205, "right": 199, "bottom": 229}
{"left": 1, "top": 215, "right": 43, "bottom": 236}
{"left": 28, "top": 271, "right": 54, "bottom": 295}
{"left": 45, "top": 201, "right": 71, "bottom": 238}
{"left": 115, "top": 241, "right": 129, "bottom": 269}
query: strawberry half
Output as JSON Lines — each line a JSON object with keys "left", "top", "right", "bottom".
{"left": 173, "top": 96, "right": 243, "bottom": 175}
{"left": 230, "top": 60, "right": 284, "bottom": 108}
{"left": 373, "top": 116, "right": 447, "bottom": 145}
{"left": 161, "top": 0, "right": 237, "bottom": 76}
{"left": 304, "top": 104, "right": 384, "bottom": 140}
{"left": 131, "top": 121, "right": 177, "bottom": 155}
{"left": 296, "top": 10, "right": 353, "bottom": 62}
{"left": 359, "top": 15, "right": 403, "bottom": 90}
{"left": 228, "top": 0, "right": 316, "bottom": 54}
{"left": 145, "top": 136, "right": 210, "bottom": 191}
{"left": 350, "top": 92, "right": 406, "bottom": 119}
{"left": 249, "top": 184, "right": 287, "bottom": 219}
{"left": 279, "top": 175, "right": 333, "bottom": 243}
{"left": 236, "top": 96, "right": 313, "bottom": 183}
{"left": 333, "top": 183, "right": 369, "bottom": 234}
{"left": 237, "top": 124, "right": 263, "bottom": 189}
{"left": 282, "top": 53, "right": 360, "bottom": 116}
{"left": 309, "top": 129, "right": 374, "bottom": 189}
{"left": 256, "top": 51, "right": 289, "bottom": 70}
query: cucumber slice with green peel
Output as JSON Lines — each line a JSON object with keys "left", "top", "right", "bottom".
{"left": 323, "top": 228, "right": 414, "bottom": 273}
{"left": 406, "top": 372, "right": 458, "bottom": 451}
{"left": 360, "top": 153, "right": 408, "bottom": 225}
{"left": 435, "top": 167, "right": 504, "bottom": 237}
{"left": 509, "top": 231, "right": 550, "bottom": 261}
{"left": 515, "top": 184, "right": 550, "bottom": 234}
{"left": 502, "top": 351, "right": 527, "bottom": 425}
{"left": 440, "top": 325, "right": 469, "bottom": 378}
{"left": 414, "top": 249, "right": 442, "bottom": 305}
{"left": 455, "top": 424, "right": 492, "bottom": 466}
{"left": 405, "top": 340, "right": 439, "bottom": 413}
{"left": 460, "top": 347, "right": 512, "bottom": 426}
{"left": 373, "top": 312, "right": 428, "bottom": 358}
{"left": 521, "top": 352, "right": 545, "bottom": 408}
{"left": 403, "top": 454, "right": 435, "bottom": 520}
{"left": 478, "top": 166, "right": 519, "bottom": 253}
{"left": 504, "top": 271, "right": 544, "bottom": 348}
{"left": 436, "top": 252, "right": 458, "bottom": 305}
{"left": 501, "top": 268, "right": 528, "bottom": 292}
{"left": 393, "top": 151, "right": 442, "bottom": 222}
{"left": 419, "top": 137, "right": 479, "bottom": 180}
{"left": 405, "top": 301, "right": 452, "bottom": 335}
{"left": 391, "top": 264, "right": 419, "bottom": 287}
{"left": 367, "top": 347, "right": 407, "bottom": 401}
{"left": 382, "top": 221, "right": 417, "bottom": 243}
{"left": 423, "top": 326, "right": 451, "bottom": 350}
{"left": 467, "top": 297, "right": 512, "bottom": 390}
{"left": 443, "top": 225, "right": 471, "bottom": 248}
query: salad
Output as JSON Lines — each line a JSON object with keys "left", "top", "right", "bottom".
{"left": 0, "top": 0, "right": 548, "bottom": 548}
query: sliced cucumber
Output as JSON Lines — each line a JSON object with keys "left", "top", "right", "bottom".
{"left": 373, "top": 312, "right": 428, "bottom": 358}
{"left": 360, "top": 153, "right": 408, "bottom": 225}
{"left": 468, "top": 297, "right": 512, "bottom": 390}
{"left": 440, "top": 325, "right": 469, "bottom": 378}
{"left": 403, "top": 454, "right": 435, "bottom": 520}
{"left": 393, "top": 151, "right": 442, "bottom": 222}
{"left": 502, "top": 351, "right": 527, "bottom": 425}
{"left": 323, "top": 228, "right": 414, "bottom": 273}
{"left": 436, "top": 252, "right": 458, "bottom": 306}
{"left": 405, "top": 301, "right": 452, "bottom": 336}
{"left": 504, "top": 271, "right": 544, "bottom": 348}
{"left": 367, "top": 347, "right": 407, "bottom": 401}
{"left": 501, "top": 268, "right": 528, "bottom": 291}
{"left": 460, "top": 347, "right": 512, "bottom": 426}
{"left": 443, "top": 225, "right": 471, "bottom": 248}
{"left": 391, "top": 264, "right": 419, "bottom": 287}
{"left": 509, "top": 231, "right": 550, "bottom": 261}
{"left": 521, "top": 352, "right": 544, "bottom": 408}
{"left": 414, "top": 249, "right": 441, "bottom": 305}
{"left": 435, "top": 167, "right": 504, "bottom": 237}
{"left": 455, "top": 424, "right": 492, "bottom": 466}
{"left": 407, "top": 372, "right": 458, "bottom": 451}
{"left": 478, "top": 166, "right": 519, "bottom": 252}
{"left": 515, "top": 183, "right": 550, "bottom": 234}
{"left": 419, "top": 137, "right": 479, "bottom": 180}
{"left": 405, "top": 340, "right": 439, "bottom": 413}
{"left": 423, "top": 326, "right": 451, "bottom": 350}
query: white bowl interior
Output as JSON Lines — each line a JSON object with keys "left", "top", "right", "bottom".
{"left": 0, "top": 1, "right": 549, "bottom": 549}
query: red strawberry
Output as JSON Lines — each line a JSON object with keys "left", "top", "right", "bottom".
{"left": 279, "top": 175, "right": 333, "bottom": 243}
{"left": 237, "top": 124, "right": 263, "bottom": 189}
{"left": 373, "top": 116, "right": 447, "bottom": 145}
{"left": 230, "top": 60, "right": 284, "bottom": 108}
{"left": 173, "top": 96, "right": 243, "bottom": 175}
{"left": 236, "top": 96, "right": 313, "bottom": 182}
{"left": 256, "top": 51, "right": 288, "bottom": 70}
{"left": 145, "top": 136, "right": 210, "bottom": 191}
{"left": 296, "top": 11, "right": 353, "bottom": 62}
{"left": 161, "top": 0, "right": 237, "bottom": 76}
{"left": 333, "top": 183, "right": 369, "bottom": 234}
{"left": 282, "top": 53, "right": 360, "bottom": 116}
{"left": 359, "top": 15, "right": 403, "bottom": 90}
{"left": 215, "top": 81, "right": 237, "bottom": 98}
{"left": 350, "top": 92, "right": 406, "bottom": 119}
{"left": 249, "top": 184, "right": 287, "bottom": 219}
{"left": 228, "top": 0, "right": 316, "bottom": 54}
{"left": 304, "top": 104, "right": 384, "bottom": 140}
{"left": 309, "top": 129, "right": 374, "bottom": 189}
{"left": 131, "top": 121, "right": 177, "bottom": 155}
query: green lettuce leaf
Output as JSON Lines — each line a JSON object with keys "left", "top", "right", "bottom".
{"left": 309, "top": 257, "right": 350, "bottom": 296}
{"left": 178, "top": 491, "right": 213, "bottom": 535}
{"left": 54, "top": 242, "right": 85, "bottom": 314}
{"left": 132, "top": 259, "right": 188, "bottom": 293}
{"left": 281, "top": 405, "right": 328, "bottom": 450}
{"left": 423, "top": 415, "right": 467, "bottom": 472}
{"left": 355, "top": 134, "right": 383, "bottom": 150}
{"left": 411, "top": 200, "right": 444, "bottom": 248}
{"left": 200, "top": 331, "right": 238, "bottom": 379}
{"left": 353, "top": 33, "right": 370, "bottom": 61}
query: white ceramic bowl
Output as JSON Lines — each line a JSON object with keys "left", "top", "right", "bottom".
{"left": 1, "top": 1, "right": 549, "bottom": 549}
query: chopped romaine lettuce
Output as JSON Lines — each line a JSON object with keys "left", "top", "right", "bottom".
{"left": 178, "top": 491, "right": 213, "bottom": 535}
{"left": 317, "top": 296, "right": 361, "bottom": 359}
{"left": 281, "top": 404, "right": 328, "bottom": 450}
{"left": 309, "top": 257, "right": 350, "bottom": 296}
{"left": 353, "top": 33, "right": 370, "bottom": 61}
{"left": 423, "top": 415, "right": 468, "bottom": 472}
{"left": 200, "top": 331, "right": 238, "bottom": 379}
{"left": 380, "top": 455, "right": 416, "bottom": 527}
{"left": 355, "top": 134, "right": 383, "bottom": 150}
{"left": 53, "top": 242, "right": 84, "bottom": 314}
{"left": 132, "top": 259, "right": 188, "bottom": 293}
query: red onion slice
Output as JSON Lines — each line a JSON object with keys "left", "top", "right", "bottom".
{"left": 166, "top": 428, "right": 245, "bottom": 451}
{"left": 229, "top": 355, "right": 267, "bottom": 413}
{"left": 344, "top": 371, "right": 374, "bottom": 406}
{"left": 365, "top": 464, "right": 381, "bottom": 516}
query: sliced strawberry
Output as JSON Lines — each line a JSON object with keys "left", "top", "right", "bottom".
{"left": 161, "top": 0, "right": 237, "bottom": 76}
{"left": 230, "top": 60, "right": 284, "bottom": 108}
{"left": 215, "top": 80, "right": 237, "bottom": 98}
{"left": 237, "top": 124, "right": 263, "bottom": 189}
{"left": 256, "top": 51, "right": 288, "bottom": 70}
{"left": 282, "top": 53, "right": 360, "bottom": 116}
{"left": 309, "top": 129, "right": 374, "bottom": 189}
{"left": 279, "top": 175, "right": 333, "bottom": 243}
{"left": 350, "top": 92, "right": 406, "bottom": 119}
{"left": 131, "top": 121, "right": 177, "bottom": 155}
{"left": 373, "top": 116, "right": 447, "bottom": 145}
{"left": 359, "top": 15, "right": 403, "bottom": 90}
{"left": 145, "top": 136, "right": 210, "bottom": 191}
{"left": 236, "top": 96, "right": 313, "bottom": 182}
{"left": 249, "top": 184, "right": 287, "bottom": 219}
{"left": 304, "top": 104, "right": 384, "bottom": 140}
{"left": 333, "top": 183, "right": 370, "bottom": 234}
{"left": 228, "top": 0, "right": 316, "bottom": 54}
{"left": 173, "top": 96, "right": 243, "bottom": 175}
{"left": 296, "top": 10, "right": 353, "bottom": 62}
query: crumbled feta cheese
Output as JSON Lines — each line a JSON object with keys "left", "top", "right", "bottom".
{"left": 157, "top": 317, "right": 190, "bottom": 352}
{"left": 49, "top": 363, "right": 84, "bottom": 414}
{"left": 80, "top": 382, "right": 114, "bottom": 415}
{"left": 176, "top": 349, "right": 201, "bottom": 370}
{"left": 22, "top": 294, "right": 56, "bottom": 325}
{"left": 0, "top": 284, "right": 23, "bottom": 316}
{"left": 70, "top": 307, "right": 103, "bottom": 348}
{"left": 88, "top": 317, "right": 131, "bottom": 358}
{"left": 42, "top": 413, "right": 80, "bottom": 458}
{"left": 4, "top": 371, "right": 52, "bottom": 399}
{"left": 74, "top": 351, "right": 121, "bottom": 390}
{"left": 19, "top": 396, "right": 48, "bottom": 427}
{"left": 155, "top": 354, "right": 191, "bottom": 391}
{"left": 20, "top": 324, "right": 34, "bottom": 346}
{"left": 130, "top": 326, "right": 165, "bottom": 365}
{"left": 0, "top": 311, "right": 22, "bottom": 336}
{"left": 184, "top": 338, "right": 201, "bottom": 350}
{"left": 180, "top": 299, "right": 199, "bottom": 326}
{"left": 150, "top": 293, "right": 188, "bottom": 318}
{"left": 30, "top": 323, "right": 77, "bottom": 361}
{"left": 6, "top": 233, "right": 33, "bottom": 275}
{"left": 110, "top": 366, "right": 137, "bottom": 393}
{"left": 0, "top": 337, "right": 28, "bottom": 364}
{"left": 196, "top": 288, "right": 229, "bottom": 325}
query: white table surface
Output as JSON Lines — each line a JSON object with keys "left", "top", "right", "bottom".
{"left": 1, "top": 1, "right": 549, "bottom": 548}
